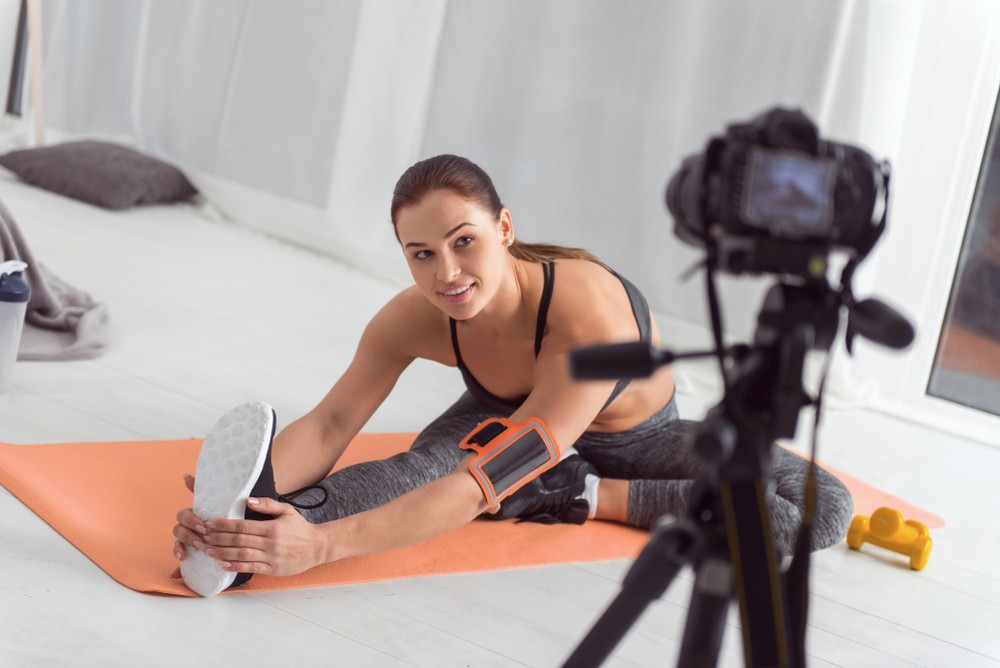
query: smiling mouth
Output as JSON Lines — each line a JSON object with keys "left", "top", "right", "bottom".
{"left": 440, "top": 284, "right": 473, "bottom": 302}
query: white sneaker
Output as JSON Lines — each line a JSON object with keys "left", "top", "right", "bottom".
{"left": 180, "top": 401, "right": 275, "bottom": 597}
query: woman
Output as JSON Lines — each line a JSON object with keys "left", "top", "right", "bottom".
{"left": 172, "top": 155, "right": 853, "bottom": 594}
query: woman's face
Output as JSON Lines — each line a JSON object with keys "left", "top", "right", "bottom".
{"left": 395, "top": 189, "right": 513, "bottom": 319}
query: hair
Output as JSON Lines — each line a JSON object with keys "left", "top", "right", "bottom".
{"left": 390, "top": 154, "right": 598, "bottom": 263}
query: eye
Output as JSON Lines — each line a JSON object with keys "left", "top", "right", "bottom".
{"left": 455, "top": 235, "right": 474, "bottom": 248}
{"left": 413, "top": 249, "right": 432, "bottom": 260}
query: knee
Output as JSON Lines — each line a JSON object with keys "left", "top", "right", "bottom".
{"left": 770, "top": 475, "right": 854, "bottom": 553}
{"left": 812, "top": 478, "right": 855, "bottom": 550}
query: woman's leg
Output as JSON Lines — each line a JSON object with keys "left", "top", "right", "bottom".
{"left": 761, "top": 447, "right": 855, "bottom": 552}
{"left": 575, "top": 399, "right": 854, "bottom": 553}
{"left": 291, "top": 393, "right": 496, "bottom": 524}
{"left": 575, "top": 406, "right": 702, "bottom": 529}
{"left": 622, "top": 448, "right": 854, "bottom": 552}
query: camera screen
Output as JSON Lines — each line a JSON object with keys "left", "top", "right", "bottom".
{"left": 741, "top": 148, "right": 836, "bottom": 236}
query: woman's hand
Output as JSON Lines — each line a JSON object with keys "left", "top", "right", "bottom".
{"left": 170, "top": 475, "right": 326, "bottom": 579}
{"left": 185, "top": 497, "right": 326, "bottom": 578}
{"left": 171, "top": 474, "right": 203, "bottom": 578}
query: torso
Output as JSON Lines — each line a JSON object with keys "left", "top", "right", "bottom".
{"left": 392, "top": 259, "right": 675, "bottom": 433}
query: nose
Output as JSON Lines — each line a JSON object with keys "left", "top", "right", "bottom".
{"left": 436, "top": 253, "right": 461, "bottom": 283}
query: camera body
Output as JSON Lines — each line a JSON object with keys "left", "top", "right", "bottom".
{"left": 667, "top": 107, "right": 888, "bottom": 277}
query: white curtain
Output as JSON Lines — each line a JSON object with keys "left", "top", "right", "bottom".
{"left": 419, "top": 1, "right": 846, "bottom": 337}
{"left": 41, "top": 0, "right": 362, "bottom": 206}
{"left": 27, "top": 0, "right": 1000, "bottom": 440}
{"left": 35, "top": 0, "right": 849, "bottom": 336}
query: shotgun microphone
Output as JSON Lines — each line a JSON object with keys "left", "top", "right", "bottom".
{"left": 846, "top": 298, "right": 915, "bottom": 352}
{"left": 569, "top": 341, "right": 670, "bottom": 380}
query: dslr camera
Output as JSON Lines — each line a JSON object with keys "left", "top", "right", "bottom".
{"left": 666, "top": 107, "right": 889, "bottom": 277}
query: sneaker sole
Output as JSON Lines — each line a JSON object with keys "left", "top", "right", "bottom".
{"left": 180, "top": 401, "right": 275, "bottom": 597}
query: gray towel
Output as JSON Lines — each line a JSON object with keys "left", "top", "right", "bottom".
{"left": 0, "top": 198, "right": 111, "bottom": 360}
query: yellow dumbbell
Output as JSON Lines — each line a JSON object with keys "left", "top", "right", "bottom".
{"left": 847, "top": 506, "right": 933, "bottom": 571}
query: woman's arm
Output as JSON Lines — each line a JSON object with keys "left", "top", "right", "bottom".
{"left": 269, "top": 305, "right": 416, "bottom": 493}
{"left": 188, "top": 313, "right": 618, "bottom": 575}
{"left": 172, "top": 289, "right": 437, "bottom": 566}
{"left": 506, "top": 264, "right": 646, "bottom": 452}
{"left": 514, "top": 260, "right": 675, "bottom": 444}
{"left": 199, "top": 346, "right": 616, "bottom": 574}
{"left": 269, "top": 286, "right": 461, "bottom": 491}
{"left": 178, "top": 263, "right": 659, "bottom": 574}
{"left": 291, "top": 274, "right": 638, "bottom": 567}
{"left": 196, "top": 456, "right": 488, "bottom": 576}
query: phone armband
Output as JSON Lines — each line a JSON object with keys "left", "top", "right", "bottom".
{"left": 458, "top": 417, "right": 560, "bottom": 508}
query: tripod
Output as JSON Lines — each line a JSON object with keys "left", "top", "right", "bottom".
{"left": 564, "top": 281, "right": 846, "bottom": 668}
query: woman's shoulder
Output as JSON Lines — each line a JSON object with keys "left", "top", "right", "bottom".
{"left": 551, "top": 258, "right": 630, "bottom": 303}
{"left": 372, "top": 286, "right": 448, "bottom": 334}
{"left": 366, "top": 286, "right": 453, "bottom": 361}
{"left": 546, "top": 259, "right": 641, "bottom": 342}
{"left": 551, "top": 257, "right": 615, "bottom": 282}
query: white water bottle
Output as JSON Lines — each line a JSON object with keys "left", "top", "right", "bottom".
{"left": 0, "top": 260, "right": 30, "bottom": 392}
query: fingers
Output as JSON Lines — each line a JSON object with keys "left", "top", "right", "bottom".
{"left": 203, "top": 517, "right": 265, "bottom": 538}
{"left": 171, "top": 525, "right": 271, "bottom": 578}
{"left": 199, "top": 517, "right": 273, "bottom": 560}
{"left": 172, "top": 499, "right": 304, "bottom": 577}
{"left": 203, "top": 498, "right": 293, "bottom": 536}
{"left": 171, "top": 540, "right": 190, "bottom": 579}
{"left": 198, "top": 514, "right": 286, "bottom": 572}
{"left": 199, "top": 531, "right": 275, "bottom": 575}
{"left": 203, "top": 525, "right": 268, "bottom": 550}
{"left": 174, "top": 506, "right": 278, "bottom": 563}
{"left": 201, "top": 543, "right": 265, "bottom": 565}
{"left": 174, "top": 508, "right": 208, "bottom": 551}
{"left": 245, "top": 496, "right": 293, "bottom": 517}
{"left": 173, "top": 524, "right": 210, "bottom": 560}
{"left": 177, "top": 498, "right": 291, "bottom": 541}
{"left": 173, "top": 478, "right": 199, "bottom": 571}
{"left": 176, "top": 507, "right": 207, "bottom": 534}
{"left": 218, "top": 558, "right": 274, "bottom": 577}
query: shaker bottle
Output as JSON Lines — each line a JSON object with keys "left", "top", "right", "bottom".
{"left": 0, "top": 260, "right": 30, "bottom": 392}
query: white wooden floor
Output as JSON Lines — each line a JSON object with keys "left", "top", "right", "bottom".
{"left": 1, "top": 174, "right": 999, "bottom": 667}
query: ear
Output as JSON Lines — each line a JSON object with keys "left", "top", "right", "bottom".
{"left": 498, "top": 208, "right": 514, "bottom": 241}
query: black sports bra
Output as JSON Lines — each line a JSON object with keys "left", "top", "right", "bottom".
{"left": 449, "top": 261, "right": 652, "bottom": 413}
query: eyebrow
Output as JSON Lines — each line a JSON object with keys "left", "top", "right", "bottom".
{"left": 403, "top": 222, "right": 474, "bottom": 249}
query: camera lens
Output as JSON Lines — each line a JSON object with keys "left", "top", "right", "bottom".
{"left": 666, "top": 154, "right": 708, "bottom": 248}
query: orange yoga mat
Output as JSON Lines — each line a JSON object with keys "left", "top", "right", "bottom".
{"left": 0, "top": 434, "right": 942, "bottom": 597}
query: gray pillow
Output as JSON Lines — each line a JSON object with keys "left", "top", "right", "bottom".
{"left": 0, "top": 140, "right": 198, "bottom": 210}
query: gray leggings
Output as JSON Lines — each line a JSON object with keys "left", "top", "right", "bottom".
{"left": 293, "top": 392, "right": 854, "bottom": 553}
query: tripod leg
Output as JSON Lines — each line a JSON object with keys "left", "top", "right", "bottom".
{"left": 723, "top": 480, "right": 791, "bottom": 667}
{"left": 561, "top": 519, "right": 696, "bottom": 668}
{"left": 677, "top": 555, "right": 732, "bottom": 668}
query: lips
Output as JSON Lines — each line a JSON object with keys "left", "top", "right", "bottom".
{"left": 439, "top": 283, "right": 473, "bottom": 304}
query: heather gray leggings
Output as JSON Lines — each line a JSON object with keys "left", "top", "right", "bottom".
{"left": 293, "top": 392, "right": 854, "bottom": 553}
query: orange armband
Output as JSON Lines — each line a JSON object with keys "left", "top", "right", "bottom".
{"left": 458, "top": 417, "right": 560, "bottom": 508}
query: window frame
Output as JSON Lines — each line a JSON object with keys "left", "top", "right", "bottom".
{"left": 837, "top": 0, "right": 1000, "bottom": 447}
